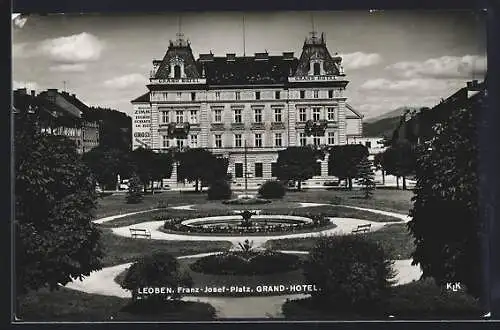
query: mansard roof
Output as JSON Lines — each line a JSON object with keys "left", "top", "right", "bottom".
{"left": 131, "top": 92, "right": 150, "bottom": 103}
{"left": 197, "top": 55, "right": 299, "bottom": 85}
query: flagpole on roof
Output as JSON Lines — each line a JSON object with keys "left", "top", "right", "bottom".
{"left": 243, "top": 13, "right": 246, "bottom": 57}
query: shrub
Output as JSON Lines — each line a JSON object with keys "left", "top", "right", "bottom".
{"left": 207, "top": 180, "right": 232, "bottom": 200}
{"left": 258, "top": 180, "right": 286, "bottom": 199}
{"left": 126, "top": 174, "right": 143, "bottom": 204}
{"left": 303, "top": 235, "right": 396, "bottom": 312}
{"left": 121, "top": 252, "right": 193, "bottom": 303}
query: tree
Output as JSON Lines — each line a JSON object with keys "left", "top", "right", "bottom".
{"left": 82, "top": 146, "right": 134, "bottom": 190}
{"left": 130, "top": 147, "right": 172, "bottom": 192}
{"left": 84, "top": 106, "right": 132, "bottom": 151}
{"left": 407, "top": 96, "right": 483, "bottom": 299}
{"left": 328, "top": 144, "right": 369, "bottom": 190}
{"left": 356, "top": 156, "right": 376, "bottom": 198}
{"left": 15, "top": 113, "right": 103, "bottom": 297}
{"left": 276, "top": 146, "right": 323, "bottom": 190}
{"left": 177, "top": 148, "right": 226, "bottom": 192}
{"left": 382, "top": 141, "right": 416, "bottom": 190}
{"left": 126, "top": 173, "right": 144, "bottom": 204}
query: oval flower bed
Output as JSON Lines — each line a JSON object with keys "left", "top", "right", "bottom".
{"left": 189, "top": 250, "right": 302, "bottom": 275}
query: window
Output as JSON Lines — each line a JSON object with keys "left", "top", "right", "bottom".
{"left": 235, "top": 163, "right": 243, "bottom": 178}
{"left": 299, "top": 133, "right": 307, "bottom": 146}
{"left": 313, "top": 134, "right": 321, "bottom": 146}
{"left": 254, "top": 133, "right": 262, "bottom": 147}
{"left": 190, "top": 110, "right": 198, "bottom": 123}
{"left": 161, "top": 111, "right": 169, "bottom": 123}
{"left": 274, "top": 108, "right": 282, "bottom": 122}
{"left": 176, "top": 92, "right": 182, "bottom": 101}
{"left": 191, "top": 92, "right": 196, "bottom": 101}
{"left": 162, "top": 136, "right": 169, "bottom": 148}
{"left": 255, "top": 91, "right": 260, "bottom": 100}
{"left": 328, "top": 90, "right": 334, "bottom": 98}
{"left": 327, "top": 107, "right": 335, "bottom": 121}
{"left": 235, "top": 134, "right": 242, "bottom": 147}
{"left": 313, "top": 90, "right": 319, "bottom": 98}
{"left": 234, "top": 109, "right": 242, "bottom": 123}
{"left": 254, "top": 108, "right": 262, "bottom": 123}
{"left": 300, "top": 90, "right": 305, "bottom": 99}
{"left": 215, "top": 92, "right": 221, "bottom": 100}
{"left": 235, "top": 91, "right": 241, "bottom": 100}
{"left": 271, "top": 163, "right": 278, "bottom": 177}
{"left": 189, "top": 135, "right": 197, "bottom": 147}
{"left": 214, "top": 134, "right": 222, "bottom": 148}
{"left": 177, "top": 139, "right": 184, "bottom": 148}
{"left": 213, "top": 109, "right": 222, "bottom": 123}
{"left": 314, "top": 62, "right": 321, "bottom": 75}
{"left": 366, "top": 141, "right": 372, "bottom": 148}
{"left": 328, "top": 132, "right": 335, "bottom": 145}
{"left": 312, "top": 107, "right": 321, "bottom": 121}
{"left": 275, "top": 91, "right": 280, "bottom": 99}
{"left": 174, "top": 65, "right": 181, "bottom": 79}
{"left": 176, "top": 110, "right": 184, "bottom": 123}
{"left": 314, "top": 162, "right": 322, "bottom": 176}
{"left": 275, "top": 133, "right": 282, "bottom": 147}
{"left": 299, "top": 108, "right": 306, "bottom": 122}
{"left": 255, "top": 163, "right": 263, "bottom": 177}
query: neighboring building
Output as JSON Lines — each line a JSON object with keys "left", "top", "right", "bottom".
{"left": 347, "top": 136, "right": 387, "bottom": 162}
{"left": 13, "top": 88, "right": 100, "bottom": 154}
{"left": 131, "top": 31, "right": 363, "bottom": 187}
{"left": 391, "top": 79, "right": 486, "bottom": 146}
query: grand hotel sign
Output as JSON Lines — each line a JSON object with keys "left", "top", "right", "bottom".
{"left": 288, "top": 76, "right": 340, "bottom": 82}
{"left": 150, "top": 78, "right": 207, "bottom": 84}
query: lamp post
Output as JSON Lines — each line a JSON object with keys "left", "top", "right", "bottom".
{"left": 244, "top": 139, "right": 248, "bottom": 196}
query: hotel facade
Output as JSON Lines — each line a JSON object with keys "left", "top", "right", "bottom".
{"left": 131, "top": 32, "right": 363, "bottom": 187}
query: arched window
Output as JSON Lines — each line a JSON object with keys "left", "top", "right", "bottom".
{"left": 313, "top": 62, "right": 321, "bottom": 75}
{"left": 174, "top": 65, "right": 181, "bottom": 79}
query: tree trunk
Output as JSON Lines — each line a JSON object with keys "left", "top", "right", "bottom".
{"left": 297, "top": 181, "right": 302, "bottom": 191}
{"left": 382, "top": 169, "right": 385, "bottom": 185}
{"left": 195, "top": 179, "right": 199, "bottom": 192}
{"left": 396, "top": 177, "right": 400, "bottom": 189}
{"left": 348, "top": 177, "right": 353, "bottom": 190}
{"left": 402, "top": 176, "right": 407, "bottom": 190}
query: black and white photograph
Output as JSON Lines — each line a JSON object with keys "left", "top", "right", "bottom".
{"left": 12, "top": 9, "right": 492, "bottom": 321}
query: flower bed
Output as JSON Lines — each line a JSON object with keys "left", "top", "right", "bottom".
{"left": 189, "top": 250, "right": 301, "bottom": 275}
{"left": 159, "top": 210, "right": 332, "bottom": 235}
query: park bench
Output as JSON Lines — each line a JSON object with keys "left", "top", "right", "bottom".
{"left": 129, "top": 228, "right": 151, "bottom": 239}
{"left": 352, "top": 224, "right": 372, "bottom": 234}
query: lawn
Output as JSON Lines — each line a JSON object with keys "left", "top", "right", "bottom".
{"left": 283, "top": 188, "right": 414, "bottom": 213}
{"left": 93, "top": 188, "right": 413, "bottom": 219}
{"left": 99, "top": 228, "right": 232, "bottom": 267}
{"left": 17, "top": 287, "right": 216, "bottom": 321}
{"left": 281, "top": 278, "right": 482, "bottom": 320}
{"left": 99, "top": 204, "right": 402, "bottom": 228}
{"left": 265, "top": 223, "right": 415, "bottom": 260}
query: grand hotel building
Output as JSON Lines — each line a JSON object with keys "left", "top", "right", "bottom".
{"left": 131, "top": 32, "right": 363, "bottom": 187}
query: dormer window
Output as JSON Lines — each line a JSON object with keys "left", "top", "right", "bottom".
{"left": 313, "top": 62, "right": 321, "bottom": 75}
{"left": 174, "top": 65, "right": 181, "bottom": 79}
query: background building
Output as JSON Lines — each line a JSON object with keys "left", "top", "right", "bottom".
{"left": 14, "top": 88, "right": 100, "bottom": 154}
{"left": 131, "top": 31, "right": 363, "bottom": 187}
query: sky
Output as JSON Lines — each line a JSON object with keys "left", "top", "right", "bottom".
{"left": 12, "top": 10, "right": 487, "bottom": 120}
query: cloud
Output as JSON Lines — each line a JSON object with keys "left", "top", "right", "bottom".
{"left": 13, "top": 80, "right": 42, "bottom": 92}
{"left": 359, "top": 78, "right": 464, "bottom": 92}
{"left": 49, "top": 63, "right": 87, "bottom": 72}
{"left": 38, "top": 32, "right": 104, "bottom": 63}
{"left": 103, "top": 74, "right": 148, "bottom": 89}
{"left": 387, "top": 55, "right": 487, "bottom": 79}
{"left": 340, "top": 52, "right": 382, "bottom": 70}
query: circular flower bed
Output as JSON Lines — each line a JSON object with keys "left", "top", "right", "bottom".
{"left": 189, "top": 250, "right": 302, "bottom": 275}
{"left": 222, "top": 198, "right": 271, "bottom": 205}
{"left": 160, "top": 211, "right": 333, "bottom": 235}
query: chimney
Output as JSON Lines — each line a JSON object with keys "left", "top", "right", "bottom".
{"left": 226, "top": 53, "right": 236, "bottom": 62}
{"left": 72, "top": 93, "right": 76, "bottom": 98}
{"left": 31, "top": 90, "right": 35, "bottom": 97}
{"left": 47, "top": 88, "right": 58, "bottom": 95}
{"left": 17, "top": 88, "right": 27, "bottom": 95}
